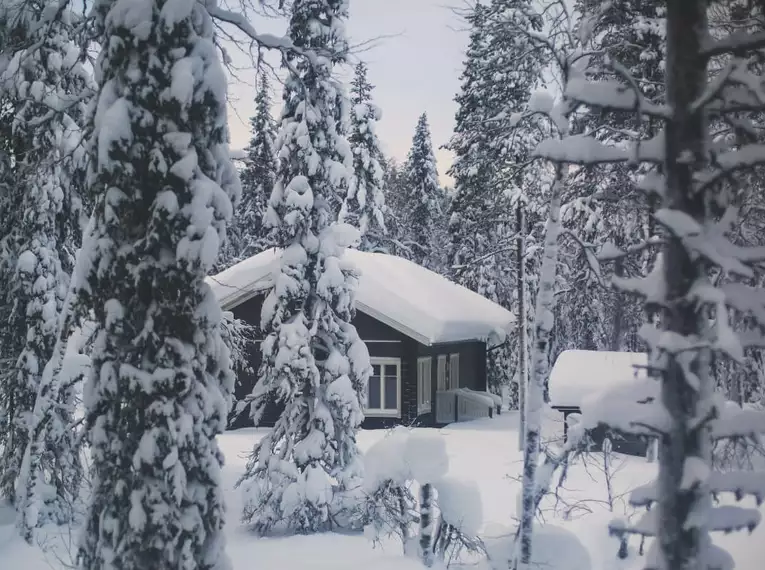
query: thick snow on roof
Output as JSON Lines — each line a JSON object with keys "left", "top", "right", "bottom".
{"left": 207, "top": 248, "right": 514, "bottom": 346}
{"left": 549, "top": 350, "right": 648, "bottom": 409}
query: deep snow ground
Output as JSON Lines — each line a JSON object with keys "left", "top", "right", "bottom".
{"left": 2, "top": 409, "right": 764, "bottom": 570}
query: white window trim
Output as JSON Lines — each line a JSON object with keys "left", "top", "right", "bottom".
{"left": 417, "top": 356, "right": 432, "bottom": 414}
{"left": 366, "top": 357, "right": 401, "bottom": 418}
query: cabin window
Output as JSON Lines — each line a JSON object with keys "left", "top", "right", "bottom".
{"left": 437, "top": 355, "right": 448, "bottom": 391}
{"left": 449, "top": 353, "right": 460, "bottom": 389}
{"left": 367, "top": 357, "right": 401, "bottom": 417}
{"left": 417, "top": 357, "right": 432, "bottom": 413}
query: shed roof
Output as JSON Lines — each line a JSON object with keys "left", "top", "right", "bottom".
{"left": 548, "top": 350, "right": 648, "bottom": 409}
{"left": 207, "top": 248, "right": 514, "bottom": 346}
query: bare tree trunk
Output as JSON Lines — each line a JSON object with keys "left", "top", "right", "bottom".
{"left": 419, "top": 483, "right": 435, "bottom": 567}
{"left": 517, "top": 203, "right": 527, "bottom": 451}
{"left": 657, "top": 2, "right": 714, "bottom": 568}
{"left": 517, "top": 166, "right": 564, "bottom": 569}
{"left": 611, "top": 237, "right": 624, "bottom": 351}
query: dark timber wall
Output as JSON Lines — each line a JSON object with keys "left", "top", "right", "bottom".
{"left": 227, "top": 292, "right": 489, "bottom": 430}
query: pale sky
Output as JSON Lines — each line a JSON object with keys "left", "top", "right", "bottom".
{"left": 225, "top": 0, "right": 469, "bottom": 187}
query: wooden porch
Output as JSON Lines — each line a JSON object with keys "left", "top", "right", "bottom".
{"left": 435, "top": 388, "right": 501, "bottom": 425}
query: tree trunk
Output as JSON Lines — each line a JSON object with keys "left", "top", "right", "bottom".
{"left": 517, "top": 204, "right": 527, "bottom": 451}
{"left": 517, "top": 166, "right": 564, "bottom": 569}
{"left": 657, "top": 2, "right": 713, "bottom": 568}
{"left": 611, "top": 237, "right": 625, "bottom": 351}
{"left": 419, "top": 483, "right": 435, "bottom": 567}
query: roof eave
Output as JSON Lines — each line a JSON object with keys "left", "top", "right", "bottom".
{"left": 354, "top": 300, "right": 434, "bottom": 346}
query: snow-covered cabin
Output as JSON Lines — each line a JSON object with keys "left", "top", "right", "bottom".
{"left": 549, "top": 350, "right": 649, "bottom": 456}
{"left": 208, "top": 248, "right": 514, "bottom": 429}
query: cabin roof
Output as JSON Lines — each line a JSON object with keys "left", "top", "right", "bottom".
{"left": 549, "top": 349, "right": 648, "bottom": 409}
{"left": 207, "top": 248, "right": 514, "bottom": 346}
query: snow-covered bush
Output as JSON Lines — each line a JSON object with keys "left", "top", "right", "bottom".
{"left": 405, "top": 432, "right": 450, "bottom": 484}
{"left": 406, "top": 432, "right": 450, "bottom": 567}
{"left": 437, "top": 478, "right": 482, "bottom": 537}
{"left": 362, "top": 427, "right": 418, "bottom": 545}
{"left": 362, "top": 429, "right": 485, "bottom": 567}
{"left": 433, "top": 477, "right": 485, "bottom": 564}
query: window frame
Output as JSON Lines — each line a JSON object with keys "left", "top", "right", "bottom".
{"left": 417, "top": 356, "right": 432, "bottom": 414}
{"left": 449, "top": 352, "right": 460, "bottom": 389}
{"left": 437, "top": 354, "right": 448, "bottom": 391}
{"left": 366, "top": 357, "right": 402, "bottom": 418}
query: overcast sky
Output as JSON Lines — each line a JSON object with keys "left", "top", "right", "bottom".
{"left": 225, "top": 0, "right": 469, "bottom": 186}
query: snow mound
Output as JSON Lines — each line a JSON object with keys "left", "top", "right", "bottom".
{"left": 363, "top": 427, "right": 412, "bottom": 491}
{"left": 436, "top": 477, "right": 482, "bottom": 535}
{"left": 549, "top": 350, "right": 648, "bottom": 408}
{"left": 405, "top": 432, "right": 449, "bottom": 484}
{"left": 486, "top": 524, "right": 591, "bottom": 570}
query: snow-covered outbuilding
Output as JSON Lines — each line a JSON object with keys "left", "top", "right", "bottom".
{"left": 208, "top": 248, "right": 514, "bottom": 429}
{"left": 549, "top": 350, "right": 649, "bottom": 456}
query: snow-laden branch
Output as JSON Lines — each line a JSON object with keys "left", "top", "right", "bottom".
{"left": 596, "top": 236, "right": 665, "bottom": 262}
{"left": 206, "top": 4, "right": 327, "bottom": 65}
{"left": 533, "top": 133, "right": 664, "bottom": 165}
{"left": 653, "top": 208, "right": 765, "bottom": 279}
{"left": 701, "top": 30, "right": 765, "bottom": 59}
{"left": 690, "top": 57, "right": 742, "bottom": 113}
{"left": 450, "top": 233, "right": 523, "bottom": 275}
{"left": 695, "top": 142, "right": 765, "bottom": 193}
{"left": 564, "top": 76, "right": 669, "bottom": 118}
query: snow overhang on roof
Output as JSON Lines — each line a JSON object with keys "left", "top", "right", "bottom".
{"left": 548, "top": 350, "right": 649, "bottom": 409}
{"left": 206, "top": 248, "right": 515, "bottom": 346}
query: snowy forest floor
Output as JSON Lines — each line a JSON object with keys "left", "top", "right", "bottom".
{"left": 2, "top": 410, "right": 764, "bottom": 570}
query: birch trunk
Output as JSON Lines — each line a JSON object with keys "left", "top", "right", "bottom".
{"left": 517, "top": 204, "right": 527, "bottom": 451}
{"left": 517, "top": 166, "right": 564, "bottom": 568}
{"left": 657, "top": 1, "right": 714, "bottom": 567}
{"left": 419, "top": 483, "right": 435, "bottom": 567}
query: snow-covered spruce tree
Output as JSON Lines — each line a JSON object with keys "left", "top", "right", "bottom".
{"left": 555, "top": 0, "right": 666, "bottom": 356}
{"left": 223, "top": 70, "right": 277, "bottom": 268}
{"left": 340, "top": 62, "right": 387, "bottom": 252}
{"left": 75, "top": 0, "right": 239, "bottom": 568}
{"left": 2, "top": 1, "right": 93, "bottom": 539}
{"left": 0, "top": 1, "right": 90, "bottom": 517}
{"left": 402, "top": 113, "right": 444, "bottom": 269}
{"left": 446, "top": 0, "right": 545, "bottom": 397}
{"left": 447, "top": 3, "right": 503, "bottom": 295}
{"left": 379, "top": 157, "right": 412, "bottom": 258}
{"left": 447, "top": 4, "right": 510, "bottom": 396}
{"left": 237, "top": 0, "right": 371, "bottom": 535}
{"left": 0, "top": 147, "right": 17, "bottom": 502}
{"left": 537, "top": 2, "right": 765, "bottom": 568}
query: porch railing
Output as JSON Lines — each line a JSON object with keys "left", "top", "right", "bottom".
{"left": 435, "top": 388, "right": 496, "bottom": 424}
